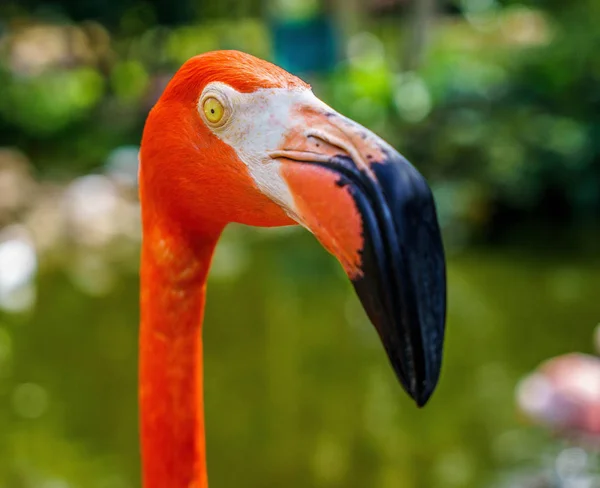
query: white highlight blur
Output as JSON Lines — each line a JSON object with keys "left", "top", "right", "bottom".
{"left": 347, "top": 32, "right": 385, "bottom": 70}
{"left": 0, "top": 225, "right": 37, "bottom": 312}
{"left": 62, "top": 171, "right": 140, "bottom": 248}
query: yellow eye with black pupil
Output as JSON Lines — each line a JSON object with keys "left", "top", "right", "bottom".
{"left": 203, "top": 97, "right": 224, "bottom": 123}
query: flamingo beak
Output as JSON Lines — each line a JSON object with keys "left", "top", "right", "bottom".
{"left": 272, "top": 110, "right": 447, "bottom": 407}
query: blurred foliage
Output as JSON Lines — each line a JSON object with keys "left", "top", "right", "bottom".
{"left": 0, "top": 225, "right": 599, "bottom": 488}
{"left": 0, "top": 0, "right": 599, "bottom": 240}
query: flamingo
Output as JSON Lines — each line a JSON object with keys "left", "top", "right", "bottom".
{"left": 138, "top": 50, "right": 446, "bottom": 488}
{"left": 516, "top": 325, "right": 600, "bottom": 442}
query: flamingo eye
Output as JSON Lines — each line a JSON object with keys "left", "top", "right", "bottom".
{"left": 203, "top": 97, "right": 224, "bottom": 124}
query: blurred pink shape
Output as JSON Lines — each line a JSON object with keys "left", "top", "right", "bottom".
{"left": 517, "top": 352, "right": 600, "bottom": 438}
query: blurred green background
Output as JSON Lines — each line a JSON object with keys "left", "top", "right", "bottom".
{"left": 0, "top": 0, "right": 599, "bottom": 487}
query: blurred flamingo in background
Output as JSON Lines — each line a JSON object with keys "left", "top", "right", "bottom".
{"left": 138, "top": 51, "right": 447, "bottom": 488}
{"left": 517, "top": 324, "right": 600, "bottom": 443}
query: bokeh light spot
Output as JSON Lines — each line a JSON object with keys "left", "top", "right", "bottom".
{"left": 12, "top": 382, "right": 49, "bottom": 419}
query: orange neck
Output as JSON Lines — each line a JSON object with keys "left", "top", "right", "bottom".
{"left": 139, "top": 212, "right": 222, "bottom": 488}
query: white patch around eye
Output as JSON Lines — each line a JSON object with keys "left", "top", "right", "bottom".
{"left": 197, "top": 83, "right": 326, "bottom": 222}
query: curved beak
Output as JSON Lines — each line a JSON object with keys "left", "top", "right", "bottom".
{"left": 272, "top": 107, "right": 447, "bottom": 407}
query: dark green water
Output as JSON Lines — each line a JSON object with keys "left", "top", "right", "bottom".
{"left": 0, "top": 226, "right": 598, "bottom": 488}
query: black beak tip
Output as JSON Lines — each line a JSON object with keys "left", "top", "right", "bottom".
{"left": 390, "top": 354, "right": 440, "bottom": 408}
{"left": 412, "top": 383, "right": 435, "bottom": 408}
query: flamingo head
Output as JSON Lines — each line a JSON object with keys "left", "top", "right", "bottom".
{"left": 140, "top": 50, "right": 446, "bottom": 407}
